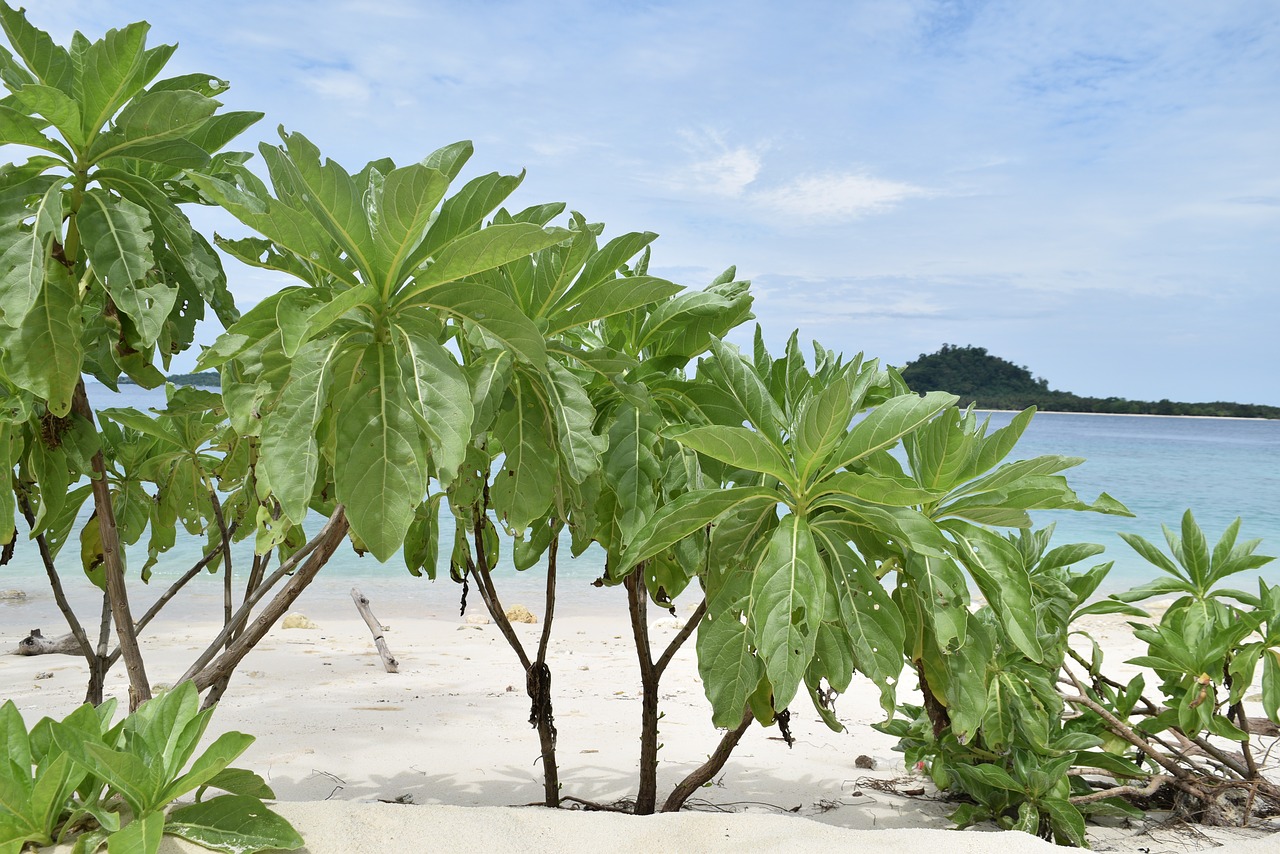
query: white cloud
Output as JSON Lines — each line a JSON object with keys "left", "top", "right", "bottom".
{"left": 302, "top": 69, "right": 373, "bottom": 103}
{"left": 664, "top": 131, "right": 764, "bottom": 197}
{"left": 755, "top": 172, "right": 932, "bottom": 220}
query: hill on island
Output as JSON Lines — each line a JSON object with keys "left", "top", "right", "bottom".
{"left": 900, "top": 344, "right": 1280, "bottom": 419}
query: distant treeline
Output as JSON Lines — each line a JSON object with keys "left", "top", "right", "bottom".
{"left": 119, "top": 371, "right": 220, "bottom": 388}
{"left": 901, "top": 344, "right": 1280, "bottom": 420}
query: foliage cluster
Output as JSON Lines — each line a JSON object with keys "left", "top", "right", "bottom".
{"left": 1, "top": 7, "right": 1278, "bottom": 849}
{"left": 902, "top": 344, "right": 1280, "bottom": 419}
{"left": 0, "top": 682, "right": 301, "bottom": 854}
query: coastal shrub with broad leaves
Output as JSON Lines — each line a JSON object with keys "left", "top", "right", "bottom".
{"left": 3, "top": 6, "right": 1278, "bottom": 847}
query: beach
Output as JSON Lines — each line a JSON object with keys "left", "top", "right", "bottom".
{"left": 3, "top": 580, "right": 1278, "bottom": 854}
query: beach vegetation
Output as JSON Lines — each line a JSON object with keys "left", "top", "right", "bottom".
{"left": 3, "top": 7, "right": 1279, "bottom": 849}
{"left": 0, "top": 682, "right": 301, "bottom": 853}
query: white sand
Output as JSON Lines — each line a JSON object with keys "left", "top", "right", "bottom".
{"left": 4, "top": 584, "right": 1278, "bottom": 853}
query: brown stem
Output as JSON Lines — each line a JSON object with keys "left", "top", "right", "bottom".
{"left": 661, "top": 707, "right": 755, "bottom": 812}
{"left": 655, "top": 599, "right": 706, "bottom": 679}
{"left": 531, "top": 530, "right": 560, "bottom": 807}
{"left": 189, "top": 506, "right": 348, "bottom": 693}
{"left": 202, "top": 490, "right": 236, "bottom": 707}
{"left": 180, "top": 518, "right": 331, "bottom": 683}
{"left": 85, "top": 594, "right": 112, "bottom": 706}
{"left": 916, "top": 660, "right": 951, "bottom": 739}
{"left": 625, "top": 568, "right": 660, "bottom": 815}
{"left": 1070, "top": 775, "right": 1171, "bottom": 806}
{"left": 71, "top": 380, "right": 150, "bottom": 710}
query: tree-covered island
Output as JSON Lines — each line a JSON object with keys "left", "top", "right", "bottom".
{"left": 901, "top": 344, "right": 1280, "bottom": 419}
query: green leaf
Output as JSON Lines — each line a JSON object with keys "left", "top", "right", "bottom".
{"left": 812, "top": 471, "right": 946, "bottom": 507}
{"left": 407, "top": 281, "right": 546, "bottom": 365}
{"left": 489, "top": 375, "right": 556, "bottom": 535}
{"left": 91, "top": 90, "right": 219, "bottom": 162}
{"left": 704, "top": 339, "right": 785, "bottom": 442}
{"left": 75, "top": 21, "right": 151, "bottom": 141}
{"left": 160, "top": 731, "right": 255, "bottom": 805}
{"left": 1263, "top": 649, "right": 1280, "bottom": 722}
{"left": 335, "top": 340, "right": 428, "bottom": 561}
{"left": 10, "top": 84, "right": 82, "bottom": 146}
{"left": 620, "top": 486, "right": 778, "bottom": 569}
{"left": 393, "top": 312, "right": 472, "bottom": 481}
{"left": 79, "top": 189, "right": 175, "bottom": 347}
{"left": 696, "top": 611, "right": 763, "bottom": 729}
{"left": 0, "top": 103, "right": 70, "bottom": 157}
{"left": 406, "top": 222, "right": 569, "bottom": 294}
{"left": 196, "top": 767, "right": 275, "bottom": 802}
{"left": 406, "top": 169, "right": 522, "bottom": 269}
{"left": 1179, "top": 510, "right": 1210, "bottom": 588}
{"left": 749, "top": 514, "right": 826, "bottom": 710}
{"left": 793, "top": 367, "right": 861, "bottom": 484}
{"left": 373, "top": 161, "right": 450, "bottom": 289}
{"left": 665, "top": 424, "right": 794, "bottom": 486}
{"left": 604, "top": 401, "right": 662, "bottom": 545}
{"left": 0, "top": 4, "right": 73, "bottom": 94}
{"left": 260, "top": 337, "right": 337, "bottom": 524}
{"left": 944, "top": 521, "right": 1043, "bottom": 662}
{"left": 166, "top": 795, "right": 304, "bottom": 853}
{"left": 544, "top": 358, "right": 605, "bottom": 484}
{"left": 0, "top": 179, "right": 61, "bottom": 327}
{"left": 547, "top": 275, "right": 682, "bottom": 334}
{"left": 822, "top": 391, "right": 955, "bottom": 477}
{"left": 0, "top": 259, "right": 82, "bottom": 415}
{"left": 107, "top": 810, "right": 162, "bottom": 854}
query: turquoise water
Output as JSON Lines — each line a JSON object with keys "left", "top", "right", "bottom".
{"left": 2, "top": 385, "right": 1277, "bottom": 627}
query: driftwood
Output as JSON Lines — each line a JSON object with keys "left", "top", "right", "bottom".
{"left": 11, "top": 628, "right": 81, "bottom": 656}
{"left": 351, "top": 587, "right": 398, "bottom": 673}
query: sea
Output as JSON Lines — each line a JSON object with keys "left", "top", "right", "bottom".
{"left": 2, "top": 384, "right": 1278, "bottom": 630}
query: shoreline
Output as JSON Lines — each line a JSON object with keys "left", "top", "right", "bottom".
{"left": 973, "top": 408, "right": 1280, "bottom": 423}
{"left": 5, "top": 602, "right": 1279, "bottom": 852}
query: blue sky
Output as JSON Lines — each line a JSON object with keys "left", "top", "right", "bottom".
{"left": 40, "top": 1, "right": 1280, "bottom": 404}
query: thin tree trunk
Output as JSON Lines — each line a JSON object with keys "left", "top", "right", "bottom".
{"left": 72, "top": 380, "right": 150, "bottom": 710}
{"left": 351, "top": 588, "right": 398, "bottom": 672}
{"left": 202, "top": 490, "right": 237, "bottom": 705}
{"left": 86, "top": 594, "right": 112, "bottom": 706}
{"left": 625, "top": 570, "right": 660, "bottom": 815}
{"left": 662, "top": 707, "right": 754, "bottom": 812}
{"left": 188, "top": 506, "right": 348, "bottom": 694}
{"left": 465, "top": 502, "right": 561, "bottom": 807}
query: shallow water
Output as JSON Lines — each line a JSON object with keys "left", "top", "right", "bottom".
{"left": 2, "top": 386, "right": 1277, "bottom": 630}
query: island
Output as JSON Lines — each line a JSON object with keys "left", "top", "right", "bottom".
{"left": 900, "top": 344, "right": 1280, "bottom": 419}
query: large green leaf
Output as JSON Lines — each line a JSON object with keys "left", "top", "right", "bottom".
{"left": 548, "top": 275, "right": 682, "bottom": 334}
{"left": 259, "top": 337, "right": 336, "bottom": 524}
{"left": 697, "top": 611, "right": 763, "bottom": 728}
{"left": 620, "top": 485, "right": 779, "bottom": 569}
{"left": 811, "top": 523, "right": 905, "bottom": 715}
{"left": 0, "top": 260, "right": 82, "bottom": 415}
{"left": 822, "top": 391, "right": 955, "bottom": 477}
{"left": 75, "top": 20, "right": 150, "bottom": 140}
{"left": 704, "top": 338, "right": 785, "bottom": 441}
{"left": 811, "top": 471, "right": 947, "bottom": 507}
{"left": 406, "top": 169, "right": 522, "bottom": 269}
{"left": 375, "top": 162, "right": 450, "bottom": 290}
{"left": 10, "top": 84, "right": 82, "bottom": 146}
{"left": 944, "top": 520, "right": 1043, "bottom": 662}
{"left": 604, "top": 401, "right": 662, "bottom": 545}
{"left": 79, "top": 188, "right": 176, "bottom": 346}
{"left": 89, "top": 89, "right": 218, "bottom": 163}
{"left": 166, "top": 795, "right": 304, "bottom": 853}
{"left": 261, "top": 131, "right": 378, "bottom": 283}
{"left": 902, "top": 552, "right": 969, "bottom": 652}
{"left": 544, "top": 358, "right": 605, "bottom": 484}
{"left": 0, "top": 179, "right": 61, "bottom": 327}
{"left": 665, "top": 424, "right": 794, "bottom": 486}
{"left": 489, "top": 375, "right": 556, "bottom": 535}
{"left": 749, "top": 514, "right": 826, "bottom": 710}
{"left": 0, "top": 103, "right": 70, "bottom": 157}
{"left": 0, "top": 4, "right": 74, "bottom": 95}
{"left": 393, "top": 313, "right": 473, "bottom": 482}
{"left": 403, "top": 222, "right": 569, "bottom": 295}
{"left": 405, "top": 281, "right": 545, "bottom": 365}
{"left": 334, "top": 340, "right": 427, "bottom": 560}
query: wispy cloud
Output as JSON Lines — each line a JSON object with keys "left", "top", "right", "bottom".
{"left": 664, "top": 131, "right": 764, "bottom": 197}
{"left": 755, "top": 172, "right": 933, "bottom": 220}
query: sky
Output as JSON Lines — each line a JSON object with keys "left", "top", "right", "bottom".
{"left": 31, "top": 1, "right": 1280, "bottom": 404}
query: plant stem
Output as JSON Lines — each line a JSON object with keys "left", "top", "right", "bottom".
{"left": 625, "top": 568, "right": 660, "bottom": 815}
{"left": 661, "top": 707, "right": 754, "bottom": 812}
{"left": 71, "top": 380, "right": 150, "bottom": 710}
{"left": 189, "top": 506, "right": 348, "bottom": 696}
{"left": 531, "top": 530, "right": 560, "bottom": 808}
